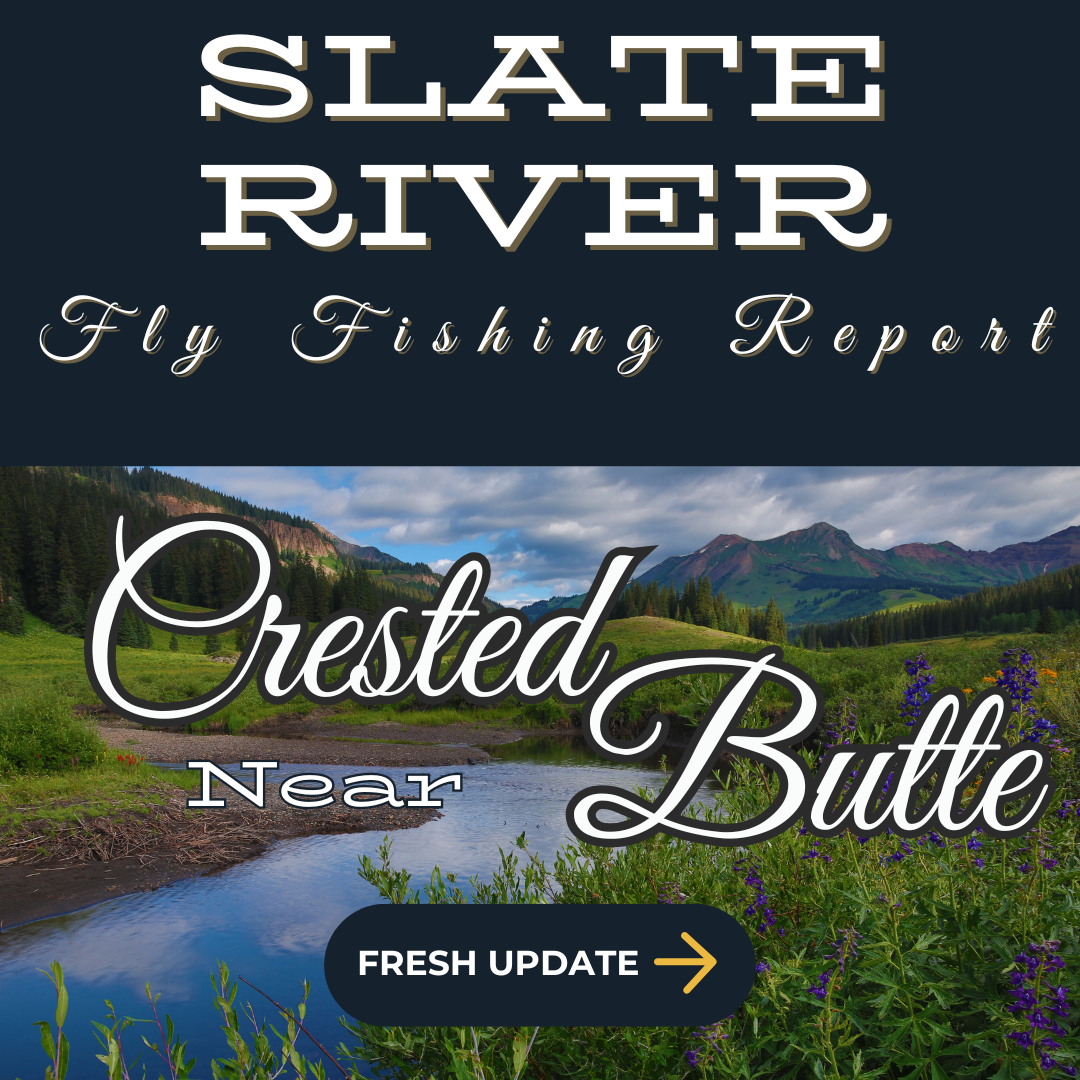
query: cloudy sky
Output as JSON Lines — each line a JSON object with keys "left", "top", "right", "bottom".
{"left": 149, "top": 466, "right": 1079, "bottom": 606}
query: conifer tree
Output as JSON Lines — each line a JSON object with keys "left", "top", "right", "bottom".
{"left": 693, "top": 575, "right": 714, "bottom": 627}
{"left": 117, "top": 608, "right": 140, "bottom": 647}
{"left": 314, "top": 569, "right": 333, "bottom": 622}
{"left": 204, "top": 633, "right": 222, "bottom": 655}
{"left": 54, "top": 579, "right": 87, "bottom": 637}
{"left": 682, "top": 579, "right": 697, "bottom": 619}
{"left": 169, "top": 633, "right": 180, "bottom": 652}
{"left": 763, "top": 598, "right": 787, "bottom": 644}
{"left": 0, "top": 593, "right": 25, "bottom": 635}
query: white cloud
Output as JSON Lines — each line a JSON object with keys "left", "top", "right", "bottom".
{"left": 150, "top": 466, "right": 1080, "bottom": 602}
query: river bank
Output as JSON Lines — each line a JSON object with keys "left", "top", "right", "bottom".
{"left": 1, "top": 777, "right": 441, "bottom": 928}
{"left": 95, "top": 714, "right": 512, "bottom": 767}
{"left": 2, "top": 713, "right": 538, "bottom": 927}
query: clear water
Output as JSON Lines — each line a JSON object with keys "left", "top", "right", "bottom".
{"left": 1, "top": 737, "right": 714, "bottom": 1078}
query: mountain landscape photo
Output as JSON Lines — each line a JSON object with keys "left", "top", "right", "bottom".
{"left": 2, "top": 464, "right": 1079, "bottom": 1080}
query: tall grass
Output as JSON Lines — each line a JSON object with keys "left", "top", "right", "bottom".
{"left": 0, "top": 689, "right": 103, "bottom": 775}
{"left": 343, "top": 634, "right": 1080, "bottom": 1080}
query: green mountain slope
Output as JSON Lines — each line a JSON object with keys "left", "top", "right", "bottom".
{"left": 88, "top": 466, "right": 402, "bottom": 568}
{"left": 0, "top": 466, "right": 500, "bottom": 636}
{"left": 518, "top": 522, "right": 1080, "bottom": 624}
{"left": 518, "top": 594, "right": 587, "bottom": 620}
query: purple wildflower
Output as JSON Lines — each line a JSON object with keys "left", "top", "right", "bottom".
{"left": 686, "top": 1020, "right": 729, "bottom": 1067}
{"left": 822, "top": 695, "right": 858, "bottom": 756}
{"left": 737, "top": 858, "right": 782, "bottom": 936}
{"left": 1006, "top": 940, "right": 1075, "bottom": 1075}
{"left": 996, "top": 649, "right": 1058, "bottom": 744}
{"left": 801, "top": 839, "right": 833, "bottom": 864}
{"left": 1056, "top": 799, "right": 1079, "bottom": 821}
{"left": 756, "top": 961, "right": 771, "bottom": 973}
{"left": 874, "top": 893, "right": 902, "bottom": 909}
{"left": 885, "top": 840, "right": 915, "bottom": 864}
{"left": 657, "top": 881, "right": 687, "bottom": 905}
{"left": 950, "top": 826, "right": 988, "bottom": 866}
{"left": 827, "top": 928, "right": 861, "bottom": 975}
{"left": 997, "top": 648, "right": 1038, "bottom": 712}
{"left": 900, "top": 654, "right": 935, "bottom": 726}
{"left": 692, "top": 1022, "right": 729, "bottom": 1046}
{"left": 1015, "top": 835, "right": 1058, "bottom": 877}
{"left": 810, "top": 929, "right": 860, "bottom": 1002}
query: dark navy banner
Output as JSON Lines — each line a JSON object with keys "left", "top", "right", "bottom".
{"left": 13, "top": 0, "right": 1071, "bottom": 461}
{"left": 324, "top": 903, "right": 757, "bottom": 1025}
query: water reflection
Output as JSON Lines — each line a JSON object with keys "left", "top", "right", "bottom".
{"left": 481, "top": 731, "right": 699, "bottom": 770}
{"left": 1, "top": 736, "right": 720, "bottom": 1078}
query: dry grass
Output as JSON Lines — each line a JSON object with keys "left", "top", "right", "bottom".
{"left": 4, "top": 782, "right": 438, "bottom": 870}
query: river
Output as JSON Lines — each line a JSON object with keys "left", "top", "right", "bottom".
{"left": 2, "top": 736, "right": 716, "bottom": 1078}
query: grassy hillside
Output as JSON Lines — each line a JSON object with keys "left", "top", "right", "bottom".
{"left": 0, "top": 611, "right": 227, "bottom": 699}
{"left": 3, "top": 611, "right": 1077, "bottom": 847}
{"left": 0, "top": 609, "right": 526, "bottom": 735}
{"left": 521, "top": 582, "right": 956, "bottom": 629}
{"left": 598, "top": 615, "right": 760, "bottom": 657}
{"left": 3, "top": 610, "right": 1076, "bottom": 750}
{"left": 801, "top": 562, "right": 1080, "bottom": 649}
{"left": 594, "top": 616, "right": 1080, "bottom": 744}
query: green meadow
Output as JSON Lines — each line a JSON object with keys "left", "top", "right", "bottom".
{"left": 0, "top": 606, "right": 760, "bottom": 744}
{"left": 2, "top": 606, "right": 1075, "bottom": 742}
{"left": 3, "top": 604, "right": 1078, "bottom": 844}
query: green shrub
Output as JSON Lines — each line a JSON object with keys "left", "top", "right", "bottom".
{"left": 0, "top": 689, "right": 104, "bottom": 774}
{"left": 521, "top": 698, "right": 566, "bottom": 727}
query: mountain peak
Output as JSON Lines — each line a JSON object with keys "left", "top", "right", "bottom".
{"left": 635, "top": 518, "right": 1080, "bottom": 620}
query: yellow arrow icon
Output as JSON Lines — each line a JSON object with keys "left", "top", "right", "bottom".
{"left": 653, "top": 932, "right": 718, "bottom": 994}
